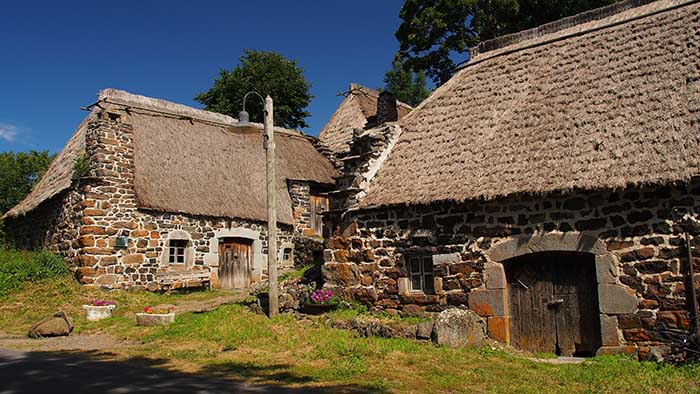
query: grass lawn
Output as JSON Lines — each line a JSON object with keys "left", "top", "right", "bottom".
{"left": 0, "top": 275, "right": 699, "bottom": 393}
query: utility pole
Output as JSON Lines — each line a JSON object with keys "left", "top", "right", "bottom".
{"left": 235, "top": 92, "right": 278, "bottom": 317}
{"left": 264, "top": 95, "right": 278, "bottom": 317}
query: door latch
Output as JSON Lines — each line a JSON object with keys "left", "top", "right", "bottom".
{"left": 546, "top": 298, "right": 564, "bottom": 307}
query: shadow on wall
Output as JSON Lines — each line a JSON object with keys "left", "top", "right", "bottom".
{"left": 0, "top": 348, "right": 386, "bottom": 394}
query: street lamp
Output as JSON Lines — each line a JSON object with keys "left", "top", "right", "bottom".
{"left": 234, "top": 91, "right": 278, "bottom": 317}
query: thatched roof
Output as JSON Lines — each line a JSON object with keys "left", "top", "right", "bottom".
{"left": 2, "top": 118, "right": 88, "bottom": 219}
{"left": 362, "top": 0, "right": 700, "bottom": 207}
{"left": 318, "top": 84, "right": 412, "bottom": 155}
{"left": 5, "top": 89, "right": 337, "bottom": 225}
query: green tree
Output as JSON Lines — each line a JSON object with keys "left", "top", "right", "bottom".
{"left": 195, "top": 49, "right": 313, "bottom": 129}
{"left": 0, "top": 150, "right": 55, "bottom": 214}
{"left": 383, "top": 59, "right": 430, "bottom": 107}
{"left": 396, "top": 0, "right": 617, "bottom": 85}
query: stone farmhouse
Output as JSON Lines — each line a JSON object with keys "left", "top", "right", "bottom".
{"left": 3, "top": 0, "right": 699, "bottom": 360}
{"left": 322, "top": 0, "right": 700, "bottom": 359}
{"left": 2, "top": 89, "right": 337, "bottom": 291}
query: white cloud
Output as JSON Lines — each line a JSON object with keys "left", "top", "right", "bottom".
{"left": 0, "top": 123, "right": 18, "bottom": 143}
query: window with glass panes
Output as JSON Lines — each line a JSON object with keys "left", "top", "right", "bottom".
{"left": 168, "top": 239, "right": 187, "bottom": 264}
{"left": 408, "top": 255, "right": 434, "bottom": 293}
{"left": 283, "top": 248, "right": 293, "bottom": 262}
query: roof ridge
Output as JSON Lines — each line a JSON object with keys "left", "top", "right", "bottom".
{"left": 466, "top": 0, "right": 687, "bottom": 64}
{"left": 99, "top": 88, "right": 236, "bottom": 125}
{"left": 98, "top": 88, "right": 305, "bottom": 137}
{"left": 346, "top": 83, "right": 413, "bottom": 110}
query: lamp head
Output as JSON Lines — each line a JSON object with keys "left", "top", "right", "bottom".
{"left": 237, "top": 110, "right": 251, "bottom": 127}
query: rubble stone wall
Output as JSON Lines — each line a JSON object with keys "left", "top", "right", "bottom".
{"left": 323, "top": 180, "right": 700, "bottom": 358}
{"left": 3, "top": 188, "right": 83, "bottom": 264}
{"left": 6, "top": 116, "right": 304, "bottom": 291}
{"left": 74, "top": 117, "right": 297, "bottom": 290}
{"left": 289, "top": 180, "right": 313, "bottom": 236}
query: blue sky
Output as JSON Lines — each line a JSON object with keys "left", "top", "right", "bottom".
{"left": 0, "top": 0, "right": 405, "bottom": 153}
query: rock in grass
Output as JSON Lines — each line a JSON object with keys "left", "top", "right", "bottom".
{"left": 28, "top": 311, "right": 74, "bottom": 338}
{"left": 416, "top": 321, "right": 434, "bottom": 340}
{"left": 431, "top": 308, "right": 485, "bottom": 348}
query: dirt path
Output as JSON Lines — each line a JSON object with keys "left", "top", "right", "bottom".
{"left": 0, "top": 333, "right": 127, "bottom": 352}
{"left": 0, "top": 347, "right": 358, "bottom": 394}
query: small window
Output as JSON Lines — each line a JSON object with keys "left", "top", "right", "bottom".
{"left": 408, "top": 255, "right": 434, "bottom": 293}
{"left": 283, "top": 247, "right": 293, "bottom": 262}
{"left": 168, "top": 239, "right": 188, "bottom": 264}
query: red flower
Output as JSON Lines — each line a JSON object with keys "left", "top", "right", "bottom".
{"left": 143, "top": 307, "right": 150, "bottom": 312}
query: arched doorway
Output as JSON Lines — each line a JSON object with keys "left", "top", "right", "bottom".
{"left": 482, "top": 232, "right": 637, "bottom": 357}
{"left": 505, "top": 251, "right": 601, "bottom": 356}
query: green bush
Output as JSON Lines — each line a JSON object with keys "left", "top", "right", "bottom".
{"left": 0, "top": 249, "right": 70, "bottom": 296}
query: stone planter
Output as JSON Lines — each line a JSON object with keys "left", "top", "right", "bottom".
{"left": 82, "top": 304, "right": 116, "bottom": 321}
{"left": 302, "top": 303, "right": 337, "bottom": 315}
{"left": 136, "top": 312, "right": 175, "bottom": 326}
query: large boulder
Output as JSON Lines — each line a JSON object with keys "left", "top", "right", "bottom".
{"left": 431, "top": 308, "right": 486, "bottom": 348}
{"left": 28, "top": 311, "right": 74, "bottom": 338}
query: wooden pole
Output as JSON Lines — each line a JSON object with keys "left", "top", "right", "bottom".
{"left": 265, "top": 95, "right": 278, "bottom": 317}
{"left": 686, "top": 232, "right": 700, "bottom": 336}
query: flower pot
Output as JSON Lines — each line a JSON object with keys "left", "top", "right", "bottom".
{"left": 82, "top": 304, "right": 116, "bottom": 321}
{"left": 302, "top": 303, "right": 337, "bottom": 315}
{"left": 136, "top": 312, "right": 175, "bottom": 326}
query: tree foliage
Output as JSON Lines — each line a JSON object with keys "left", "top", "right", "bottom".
{"left": 0, "top": 150, "right": 55, "bottom": 214}
{"left": 383, "top": 59, "right": 430, "bottom": 107}
{"left": 396, "top": 0, "right": 617, "bottom": 85}
{"left": 195, "top": 49, "right": 313, "bottom": 129}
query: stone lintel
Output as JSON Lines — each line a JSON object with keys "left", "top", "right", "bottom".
{"left": 432, "top": 253, "right": 460, "bottom": 265}
{"left": 487, "top": 232, "right": 608, "bottom": 263}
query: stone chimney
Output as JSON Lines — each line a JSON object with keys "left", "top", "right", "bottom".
{"left": 376, "top": 92, "right": 398, "bottom": 125}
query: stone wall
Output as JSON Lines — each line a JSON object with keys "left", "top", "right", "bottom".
{"left": 289, "top": 180, "right": 313, "bottom": 236}
{"left": 323, "top": 180, "right": 700, "bottom": 358}
{"left": 6, "top": 115, "right": 303, "bottom": 291}
{"left": 3, "top": 188, "right": 83, "bottom": 264}
{"left": 73, "top": 116, "right": 296, "bottom": 290}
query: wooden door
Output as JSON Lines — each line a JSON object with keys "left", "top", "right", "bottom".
{"left": 309, "top": 195, "right": 329, "bottom": 237}
{"left": 218, "top": 238, "right": 253, "bottom": 289}
{"left": 506, "top": 252, "right": 600, "bottom": 356}
{"left": 507, "top": 260, "right": 558, "bottom": 353}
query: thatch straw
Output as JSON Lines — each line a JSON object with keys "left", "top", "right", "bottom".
{"left": 319, "top": 84, "right": 412, "bottom": 155}
{"left": 362, "top": 0, "right": 700, "bottom": 207}
{"left": 3, "top": 118, "right": 88, "bottom": 218}
{"left": 5, "top": 89, "right": 338, "bottom": 225}
{"left": 105, "top": 89, "right": 337, "bottom": 225}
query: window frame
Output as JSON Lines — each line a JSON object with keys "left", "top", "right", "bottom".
{"left": 168, "top": 239, "right": 188, "bottom": 264}
{"left": 282, "top": 247, "right": 293, "bottom": 262}
{"left": 408, "top": 254, "right": 435, "bottom": 294}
